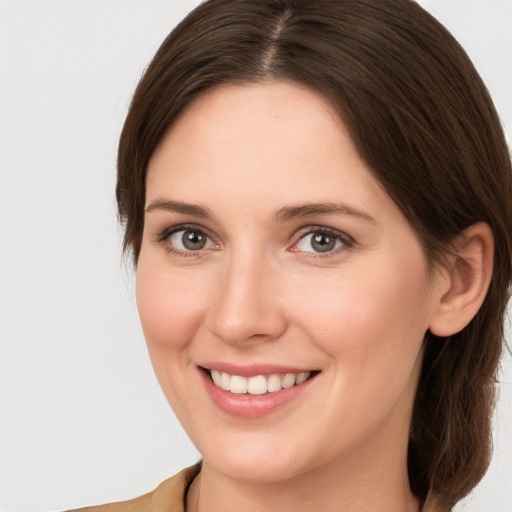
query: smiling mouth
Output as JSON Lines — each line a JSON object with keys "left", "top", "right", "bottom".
{"left": 204, "top": 368, "right": 319, "bottom": 396}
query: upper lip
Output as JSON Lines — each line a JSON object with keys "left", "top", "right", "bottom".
{"left": 199, "top": 362, "right": 318, "bottom": 377}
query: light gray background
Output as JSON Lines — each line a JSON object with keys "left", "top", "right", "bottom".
{"left": 0, "top": 1, "right": 510, "bottom": 511}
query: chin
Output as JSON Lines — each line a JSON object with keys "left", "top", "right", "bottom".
{"left": 197, "top": 432, "right": 318, "bottom": 485}
{"left": 209, "top": 456, "right": 304, "bottom": 485}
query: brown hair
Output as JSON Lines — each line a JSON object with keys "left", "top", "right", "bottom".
{"left": 117, "top": 0, "right": 512, "bottom": 509}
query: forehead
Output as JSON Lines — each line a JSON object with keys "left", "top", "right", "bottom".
{"left": 149, "top": 81, "right": 346, "bottom": 169}
{"left": 145, "top": 81, "right": 391, "bottom": 220}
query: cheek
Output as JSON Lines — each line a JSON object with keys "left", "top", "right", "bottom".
{"left": 135, "top": 262, "right": 209, "bottom": 353}
{"left": 289, "top": 259, "right": 431, "bottom": 376}
{"left": 135, "top": 260, "right": 215, "bottom": 419}
{"left": 291, "top": 264, "right": 431, "bottom": 435}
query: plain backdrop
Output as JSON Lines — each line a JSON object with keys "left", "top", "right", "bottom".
{"left": 0, "top": 1, "right": 511, "bottom": 511}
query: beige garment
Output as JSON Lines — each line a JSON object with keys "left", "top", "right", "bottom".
{"left": 66, "top": 464, "right": 201, "bottom": 512}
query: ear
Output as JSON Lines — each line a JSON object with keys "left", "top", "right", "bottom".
{"left": 429, "top": 222, "right": 494, "bottom": 337}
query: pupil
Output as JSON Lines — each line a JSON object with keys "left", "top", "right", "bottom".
{"left": 182, "top": 230, "right": 206, "bottom": 250}
{"left": 312, "top": 233, "right": 335, "bottom": 253}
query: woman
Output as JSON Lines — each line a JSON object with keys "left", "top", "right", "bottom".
{"left": 71, "top": 0, "right": 512, "bottom": 511}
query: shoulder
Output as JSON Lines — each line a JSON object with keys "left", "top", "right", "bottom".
{"left": 65, "top": 464, "right": 201, "bottom": 512}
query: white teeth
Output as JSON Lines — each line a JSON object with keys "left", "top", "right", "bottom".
{"left": 211, "top": 369, "right": 221, "bottom": 386}
{"left": 220, "top": 372, "right": 230, "bottom": 390}
{"left": 229, "top": 375, "right": 248, "bottom": 394}
{"left": 281, "top": 373, "right": 296, "bottom": 389}
{"left": 296, "top": 372, "right": 310, "bottom": 385}
{"left": 247, "top": 375, "right": 267, "bottom": 395}
{"left": 267, "top": 374, "right": 282, "bottom": 392}
{"left": 209, "top": 370, "right": 312, "bottom": 395}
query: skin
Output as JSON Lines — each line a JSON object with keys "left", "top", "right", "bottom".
{"left": 136, "top": 81, "right": 455, "bottom": 512}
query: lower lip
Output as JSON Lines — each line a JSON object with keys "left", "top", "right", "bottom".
{"left": 200, "top": 370, "right": 316, "bottom": 418}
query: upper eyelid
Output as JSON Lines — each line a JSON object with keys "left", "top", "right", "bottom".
{"left": 293, "top": 225, "right": 354, "bottom": 242}
{"left": 156, "top": 223, "right": 215, "bottom": 241}
{"left": 156, "top": 225, "right": 219, "bottom": 256}
{"left": 289, "top": 228, "right": 354, "bottom": 261}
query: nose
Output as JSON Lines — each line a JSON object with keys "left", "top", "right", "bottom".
{"left": 205, "top": 252, "right": 287, "bottom": 345}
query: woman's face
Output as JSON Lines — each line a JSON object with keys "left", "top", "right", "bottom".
{"left": 137, "top": 82, "right": 446, "bottom": 483}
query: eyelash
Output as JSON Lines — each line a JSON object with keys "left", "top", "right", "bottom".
{"left": 291, "top": 226, "right": 354, "bottom": 258}
{"left": 155, "top": 224, "right": 217, "bottom": 258}
{"left": 154, "top": 224, "right": 354, "bottom": 259}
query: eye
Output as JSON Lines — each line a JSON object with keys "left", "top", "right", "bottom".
{"left": 167, "top": 227, "right": 216, "bottom": 252}
{"left": 293, "top": 229, "right": 350, "bottom": 254}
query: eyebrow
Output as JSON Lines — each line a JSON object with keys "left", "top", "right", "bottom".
{"left": 274, "top": 202, "right": 378, "bottom": 224}
{"left": 145, "top": 198, "right": 214, "bottom": 218}
{"left": 145, "top": 198, "right": 377, "bottom": 225}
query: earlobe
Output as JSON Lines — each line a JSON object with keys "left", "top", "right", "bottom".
{"left": 429, "top": 222, "right": 494, "bottom": 337}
